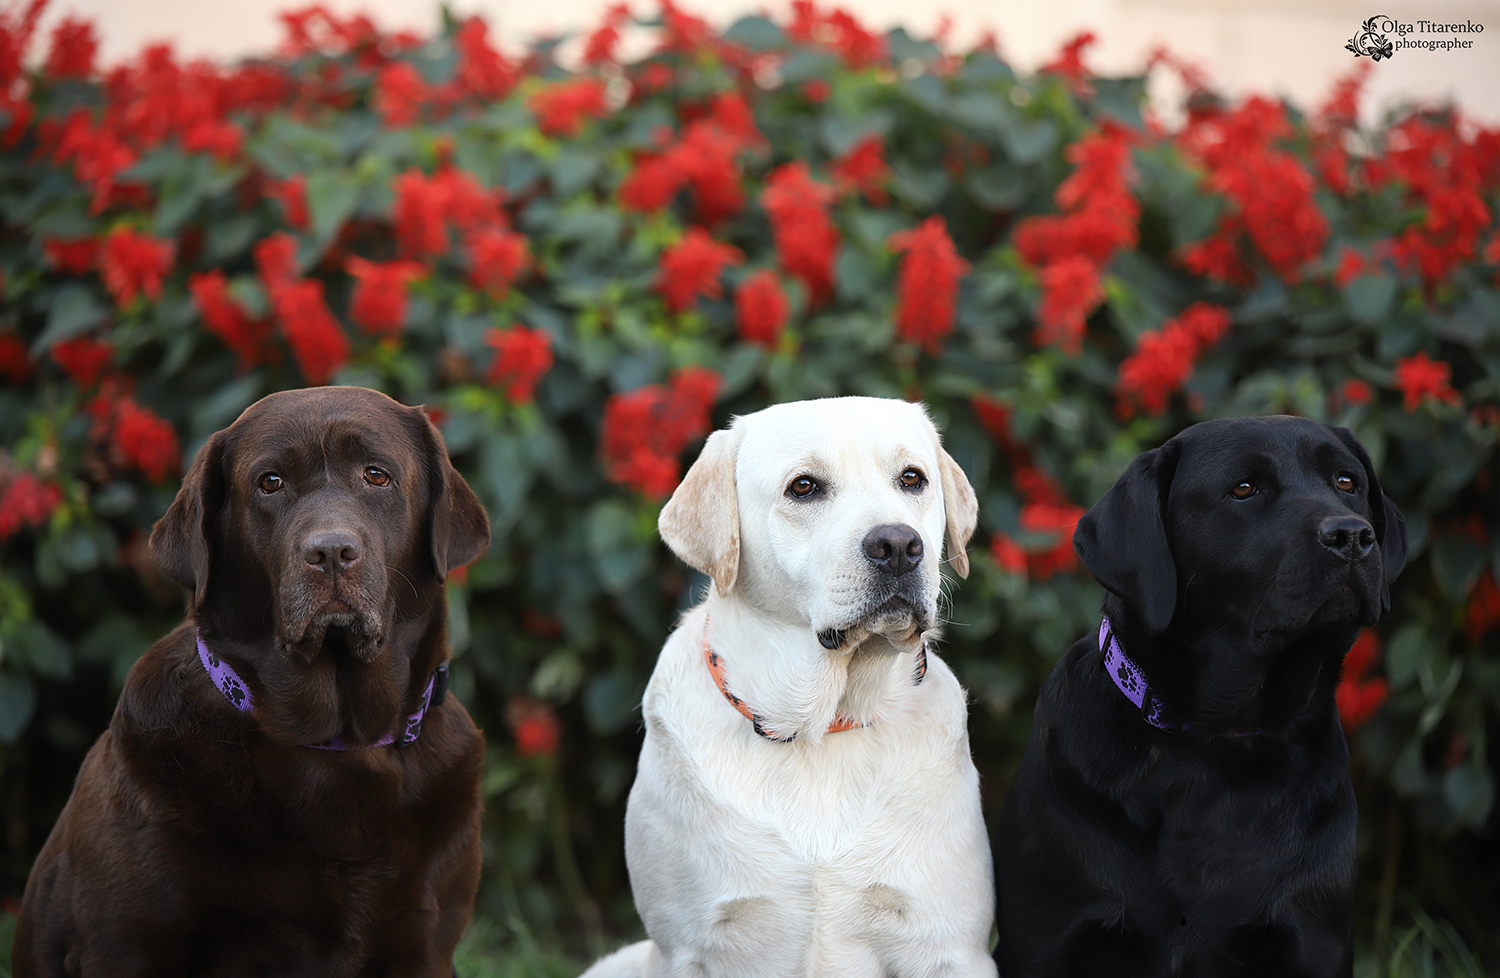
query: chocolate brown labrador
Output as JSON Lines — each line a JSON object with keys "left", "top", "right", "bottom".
{"left": 13, "top": 386, "right": 490, "bottom": 978}
{"left": 995, "top": 416, "right": 1407, "bottom": 978}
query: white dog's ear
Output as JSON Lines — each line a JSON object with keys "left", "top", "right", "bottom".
{"left": 938, "top": 447, "right": 978, "bottom": 579}
{"left": 659, "top": 427, "right": 741, "bottom": 595}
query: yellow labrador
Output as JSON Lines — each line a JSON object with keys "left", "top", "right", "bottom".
{"left": 585, "top": 397, "right": 996, "bottom": 978}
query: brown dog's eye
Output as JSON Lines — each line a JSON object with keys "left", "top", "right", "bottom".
{"left": 364, "top": 466, "right": 392, "bottom": 487}
{"left": 787, "top": 475, "right": 819, "bottom": 499}
{"left": 899, "top": 468, "right": 926, "bottom": 491}
{"left": 1335, "top": 473, "right": 1356, "bottom": 493}
{"left": 1230, "top": 481, "right": 1256, "bottom": 500}
{"left": 257, "top": 473, "right": 283, "bottom": 495}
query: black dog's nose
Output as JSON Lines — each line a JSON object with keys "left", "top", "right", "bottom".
{"left": 1318, "top": 516, "right": 1375, "bottom": 562}
{"left": 863, "top": 524, "right": 923, "bottom": 576}
{"left": 304, "top": 531, "right": 362, "bottom": 574}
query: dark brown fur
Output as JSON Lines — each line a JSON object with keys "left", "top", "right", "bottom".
{"left": 14, "top": 387, "right": 490, "bottom": 978}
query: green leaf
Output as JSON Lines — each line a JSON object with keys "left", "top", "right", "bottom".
{"left": 723, "top": 15, "right": 785, "bottom": 49}
{"left": 0, "top": 671, "right": 36, "bottom": 742}
{"left": 31, "top": 284, "right": 109, "bottom": 354}
{"left": 583, "top": 667, "right": 644, "bottom": 734}
{"left": 1342, "top": 273, "right": 1396, "bottom": 325}
{"left": 1385, "top": 623, "right": 1429, "bottom": 690}
{"left": 306, "top": 170, "right": 360, "bottom": 243}
{"left": 1431, "top": 532, "right": 1487, "bottom": 600}
{"left": 586, "top": 499, "right": 653, "bottom": 595}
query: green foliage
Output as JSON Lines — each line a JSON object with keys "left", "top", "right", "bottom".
{"left": 0, "top": 3, "right": 1498, "bottom": 967}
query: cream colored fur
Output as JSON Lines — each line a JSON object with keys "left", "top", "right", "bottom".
{"left": 581, "top": 397, "right": 996, "bottom": 978}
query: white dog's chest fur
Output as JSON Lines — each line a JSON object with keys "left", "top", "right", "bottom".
{"left": 623, "top": 608, "right": 995, "bottom": 978}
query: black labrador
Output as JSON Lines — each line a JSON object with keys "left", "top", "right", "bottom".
{"left": 994, "top": 416, "right": 1407, "bottom": 978}
{"left": 15, "top": 386, "right": 490, "bottom": 977}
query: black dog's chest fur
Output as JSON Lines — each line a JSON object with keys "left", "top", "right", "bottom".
{"left": 1000, "top": 635, "right": 1356, "bottom": 978}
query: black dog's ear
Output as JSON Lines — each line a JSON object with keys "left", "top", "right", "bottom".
{"left": 1073, "top": 442, "right": 1180, "bottom": 634}
{"left": 150, "top": 431, "right": 227, "bottom": 610}
{"left": 1332, "top": 426, "right": 1408, "bottom": 613}
{"left": 417, "top": 409, "right": 490, "bottom": 582}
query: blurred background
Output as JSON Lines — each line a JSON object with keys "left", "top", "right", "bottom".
{"left": 42, "top": 0, "right": 1500, "bottom": 122}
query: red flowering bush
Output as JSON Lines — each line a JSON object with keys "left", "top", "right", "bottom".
{"left": 2, "top": 0, "right": 1499, "bottom": 965}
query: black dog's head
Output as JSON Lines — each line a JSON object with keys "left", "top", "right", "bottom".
{"left": 1074, "top": 416, "right": 1407, "bottom": 729}
{"left": 149, "top": 386, "right": 490, "bottom": 746}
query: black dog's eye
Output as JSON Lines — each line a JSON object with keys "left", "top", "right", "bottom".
{"left": 364, "top": 466, "right": 393, "bottom": 488}
{"left": 899, "top": 468, "right": 926, "bottom": 491}
{"left": 787, "top": 475, "right": 820, "bottom": 499}
{"left": 1230, "top": 481, "right": 1257, "bottom": 500}
{"left": 257, "top": 473, "right": 283, "bottom": 495}
{"left": 1334, "top": 473, "right": 1357, "bottom": 493}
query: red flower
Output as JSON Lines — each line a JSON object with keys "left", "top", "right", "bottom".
{"left": 265, "top": 174, "right": 309, "bottom": 229}
{"left": 44, "top": 237, "right": 99, "bottom": 274}
{"left": 785, "top": 0, "right": 887, "bottom": 68}
{"left": 1019, "top": 498, "right": 1085, "bottom": 579}
{"left": 761, "top": 162, "right": 839, "bottom": 306}
{"left": 100, "top": 227, "right": 174, "bottom": 308}
{"left": 1341, "top": 378, "right": 1373, "bottom": 406}
{"left": 506, "top": 695, "right": 560, "bottom": 757}
{"left": 582, "top": 3, "right": 631, "bottom": 65}
{"left": 465, "top": 228, "right": 531, "bottom": 300}
{"left": 189, "top": 270, "right": 272, "bottom": 369}
{"left": 484, "top": 324, "right": 554, "bottom": 403}
{"left": 735, "top": 269, "right": 789, "bottom": 347}
{"left": 990, "top": 533, "right": 1027, "bottom": 575}
{"left": 832, "top": 134, "right": 889, "bottom": 206}
{"left": 114, "top": 398, "right": 180, "bottom": 483}
{"left": 51, "top": 336, "right": 113, "bottom": 387}
{"left": 345, "top": 257, "right": 424, "bottom": 335}
{"left": 802, "top": 79, "right": 830, "bottom": 103}
{"left": 453, "top": 16, "right": 518, "bottom": 100}
{"left": 254, "top": 232, "right": 300, "bottom": 289}
{"left": 45, "top": 15, "right": 97, "bottom": 79}
{"left": 1467, "top": 572, "right": 1500, "bottom": 644}
{"left": 1392, "top": 351, "right": 1461, "bottom": 412}
{"left": 528, "top": 78, "right": 608, "bottom": 138}
{"left": 374, "top": 61, "right": 426, "bottom": 127}
{"left": 1336, "top": 628, "right": 1387, "bottom": 731}
{"left": 970, "top": 395, "right": 1012, "bottom": 445}
{"left": 0, "top": 331, "right": 29, "bottom": 385}
{"left": 888, "top": 216, "right": 970, "bottom": 353}
{"left": 1333, "top": 246, "right": 1373, "bottom": 287}
{"left": 393, "top": 168, "right": 449, "bottom": 258}
{"left": 0, "top": 472, "right": 63, "bottom": 540}
{"left": 1033, "top": 255, "right": 1102, "bottom": 354}
{"left": 619, "top": 150, "right": 685, "bottom": 213}
{"left": 269, "top": 278, "right": 349, "bottom": 386}
{"left": 1040, "top": 31, "right": 1096, "bottom": 91}
{"left": 1116, "top": 301, "right": 1231, "bottom": 417}
{"left": 181, "top": 120, "right": 243, "bottom": 162}
{"left": 657, "top": 227, "right": 743, "bottom": 313}
{"left": 435, "top": 168, "right": 505, "bottom": 233}
{"left": 600, "top": 367, "right": 721, "bottom": 497}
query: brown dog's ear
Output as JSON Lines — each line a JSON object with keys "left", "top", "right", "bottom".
{"left": 418, "top": 411, "right": 490, "bottom": 582}
{"left": 1331, "top": 425, "right": 1408, "bottom": 614}
{"left": 1073, "top": 441, "right": 1181, "bottom": 635}
{"left": 658, "top": 427, "right": 740, "bottom": 596}
{"left": 938, "top": 446, "right": 977, "bottom": 579}
{"left": 150, "top": 431, "right": 227, "bottom": 610}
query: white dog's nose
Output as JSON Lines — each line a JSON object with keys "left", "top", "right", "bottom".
{"left": 862, "top": 523, "right": 923, "bottom": 576}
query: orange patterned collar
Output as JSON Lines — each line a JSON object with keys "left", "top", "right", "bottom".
{"left": 702, "top": 616, "right": 928, "bottom": 742}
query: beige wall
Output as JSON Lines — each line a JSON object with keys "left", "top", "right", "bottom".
{"left": 46, "top": 0, "right": 1500, "bottom": 122}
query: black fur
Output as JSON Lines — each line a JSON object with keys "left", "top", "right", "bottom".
{"left": 995, "top": 416, "right": 1407, "bottom": 978}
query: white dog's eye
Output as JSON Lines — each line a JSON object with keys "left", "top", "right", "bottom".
{"left": 1334, "top": 473, "right": 1356, "bottom": 493}
{"left": 257, "top": 473, "right": 284, "bottom": 495}
{"left": 787, "top": 475, "right": 820, "bottom": 499}
{"left": 899, "top": 468, "right": 926, "bottom": 491}
{"left": 364, "top": 466, "right": 393, "bottom": 488}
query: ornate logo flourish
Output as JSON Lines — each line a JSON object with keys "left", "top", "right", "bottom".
{"left": 1347, "top": 16, "right": 1396, "bottom": 60}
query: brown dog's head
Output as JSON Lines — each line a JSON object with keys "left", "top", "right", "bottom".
{"left": 150, "top": 386, "right": 490, "bottom": 746}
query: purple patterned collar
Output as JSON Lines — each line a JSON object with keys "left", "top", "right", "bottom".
{"left": 1099, "top": 617, "right": 1256, "bottom": 737}
{"left": 196, "top": 631, "right": 447, "bottom": 750}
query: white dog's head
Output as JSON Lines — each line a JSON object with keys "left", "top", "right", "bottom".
{"left": 658, "top": 397, "right": 977, "bottom": 653}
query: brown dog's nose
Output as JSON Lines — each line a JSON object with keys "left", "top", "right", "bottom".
{"left": 1318, "top": 516, "right": 1375, "bottom": 562}
{"left": 304, "top": 530, "right": 362, "bottom": 575}
{"left": 863, "top": 523, "right": 923, "bottom": 576}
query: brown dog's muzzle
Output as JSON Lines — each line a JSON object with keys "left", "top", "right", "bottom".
{"left": 278, "top": 512, "right": 390, "bottom": 663}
